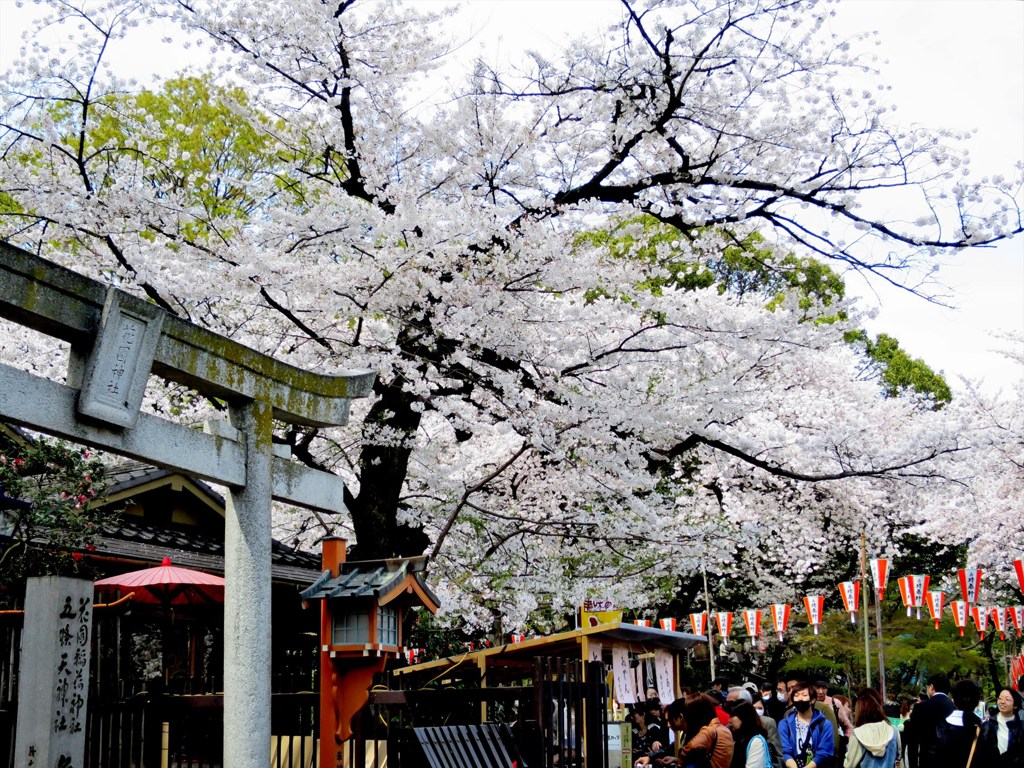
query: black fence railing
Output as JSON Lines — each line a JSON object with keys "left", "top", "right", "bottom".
{"left": 83, "top": 691, "right": 319, "bottom": 768}
{"left": 357, "top": 657, "right": 609, "bottom": 768}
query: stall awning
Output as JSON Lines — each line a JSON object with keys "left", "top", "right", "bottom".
{"left": 393, "top": 621, "right": 706, "bottom": 677}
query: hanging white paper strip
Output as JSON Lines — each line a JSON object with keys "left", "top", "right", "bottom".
{"left": 612, "top": 644, "right": 637, "bottom": 704}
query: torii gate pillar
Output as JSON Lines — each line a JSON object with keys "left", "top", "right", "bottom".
{"left": 223, "top": 399, "right": 274, "bottom": 766}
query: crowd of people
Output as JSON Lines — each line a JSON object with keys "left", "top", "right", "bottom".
{"left": 903, "top": 673, "right": 1024, "bottom": 768}
{"left": 626, "top": 672, "right": 1024, "bottom": 768}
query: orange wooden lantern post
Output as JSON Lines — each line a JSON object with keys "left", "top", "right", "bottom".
{"left": 301, "top": 538, "right": 439, "bottom": 768}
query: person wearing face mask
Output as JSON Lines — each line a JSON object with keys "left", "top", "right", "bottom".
{"left": 730, "top": 687, "right": 785, "bottom": 768}
{"left": 779, "top": 681, "right": 835, "bottom": 768}
{"left": 763, "top": 681, "right": 787, "bottom": 723}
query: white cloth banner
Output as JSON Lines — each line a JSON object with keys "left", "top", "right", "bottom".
{"left": 588, "top": 640, "right": 603, "bottom": 663}
{"left": 654, "top": 648, "right": 675, "bottom": 705}
{"left": 612, "top": 644, "right": 637, "bottom": 704}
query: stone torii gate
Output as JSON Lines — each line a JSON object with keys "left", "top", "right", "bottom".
{"left": 0, "top": 241, "right": 375, "bottom": 767}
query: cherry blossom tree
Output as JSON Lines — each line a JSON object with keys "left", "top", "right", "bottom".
{"left": 1, "top": 0, "right": 1021, "bottom": 629}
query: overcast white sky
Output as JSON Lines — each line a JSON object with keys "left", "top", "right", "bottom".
{"left": 1, "top": 0, "right": 1021, "bottom": 395}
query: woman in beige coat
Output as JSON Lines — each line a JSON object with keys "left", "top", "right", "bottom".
{"left": 845, "top": 689, "right": 901, "bottom": 768}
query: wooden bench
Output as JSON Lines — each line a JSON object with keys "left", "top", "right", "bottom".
{"left": 413, "top": 724, "right": 526, "bottom": 768}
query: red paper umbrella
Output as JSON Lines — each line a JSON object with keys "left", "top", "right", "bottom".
{"left": 95, "top": 557, "right": 225, "bottom": 605}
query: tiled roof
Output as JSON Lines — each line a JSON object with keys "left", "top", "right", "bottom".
{"left": 101, "top": 460, "right": 225, "bottom": 507}
{"left": 92, "top": 514, "right": 321, "bottom": 586}
{"left": 0, "top": 446, "right": 327, "bottom": 585}
{"left": 92, "top": 459, "right": 326, "bottom": 583}
{"left": 300, "top": 556, "right": 437, "bottom": 606}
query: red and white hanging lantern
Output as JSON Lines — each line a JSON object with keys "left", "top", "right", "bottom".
{"left": 690, "top": 612, "right": 708, "bottom": 637}
{"left": 659, "top": 617, "right": 677, "bottom": 632}
{"left": 1010, "top": 606, "right": 1024, "bottom": 638}
{"left": 971, "top": 605, "right": 989, "bottom": 639}
{"left": 838, "top": 581, "right": 860, "bottom": 623}
{"left": 991, "top": 607, "right": 1008, "bottom": 641}
{"left": 958, "top": 567, "right": 983, "bottom": 604}
{"left": 898, "top": 575, "right": 930, "bottom": 619}
{"left": 743, "top": 609, "right": 762, "bottom": 639}
{"left": 897, "top": 576, "right": 912, "bottom": 616}
{"left": 770, "top": 603, "right": 791, "bottom": 642}
{"left": 803, "top": 594, "right": 825, "bottom": 635}
{"left": 1015, "top": 560, "right": 1024, "bottom": 596}
{"left": 510, "top": 634, "right": 525, "bottom": 644}
{"left": 634, "top": 619, "right": 651, "bottom": 627}
{"left": 716, "top": 612, "right": 734, "bottom": 646}
{"left": 950, "top": 600, "right": 969, "bottom": 637}
{"left": 869, "top": 558, "right": 890, "bottom": 601}
{"left": 924, "top": 591, "right": 945, "bottom": 630}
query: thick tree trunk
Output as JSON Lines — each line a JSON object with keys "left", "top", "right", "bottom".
{"left": 348, "top": 376, "right": 429, "bottom": 560}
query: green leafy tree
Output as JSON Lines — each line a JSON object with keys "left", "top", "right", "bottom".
{"left": 71, "top": 75, "right": 300, "bottom": 242}
{"left": 846, "top": 331, "right": 954, "bottom": 407}
{"left": 576, "top": 215, "right": 847, "bottom": 322}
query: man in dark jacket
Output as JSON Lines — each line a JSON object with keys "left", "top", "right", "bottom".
{"left": 906, "top": 672, "right": 955, "bottom": 768}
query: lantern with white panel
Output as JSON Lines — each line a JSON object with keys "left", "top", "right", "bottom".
{"left": 958, "top": 567, "right": 983, "bottom": 604}
{"left": 971, "top": 605, "right": 989, "bottom": 640}
{"left": 743, "top": 609, "right": 762, "bottom": 639}
{"left": 1010, "top": 606, "right": 1024, "bottom": 639}
{"left": 690, "top": 612, "right": 708, "bottom": 637}
{"left": 770, "top": 603, "right": 791, "bottom": 642}
{"left": 991, "top": 607, "right": 1008, "bottom": 641}
{"left": 925, "top": 591, "right": 945, "bottom": 630}
{"left": 869, "top": 558, "right": 890, "bottom": 601}
{"left": 716, "top": 612, "right": 734, "bottom": 647}
{"left": 950, "top": 601, "right": 970, "bottom": 637}
{"left": 898, "top": 575, "right": 930, "bottom": 619}
{"left": 838, "top": 581, "right": 860, "bottom": 624}
{"left": 803, "top": 595, "right": 825, "bottom": 635}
